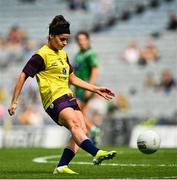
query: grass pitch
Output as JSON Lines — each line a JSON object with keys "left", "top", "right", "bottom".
{"left": 0, "top": 147, "right": 177, "bottom": 179}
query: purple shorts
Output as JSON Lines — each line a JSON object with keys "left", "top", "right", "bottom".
{"left": 46, "top": 94, "right": 80, "bottom": 125}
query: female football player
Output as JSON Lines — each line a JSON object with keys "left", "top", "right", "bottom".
{"left": 8, "top": 15, "right": 116, "bottom": 175}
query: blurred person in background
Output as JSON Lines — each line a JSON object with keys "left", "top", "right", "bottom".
{"left": 23, "top": 40, "right": 37, "bottom": 60}
{"left": 0, "top": 36, "right": 9, "bottom": 68}
{"left": 23, "top": 76, "right": 40, "bottom": 104}
{"left": 19, "top": 0, "right": 36, "bottom": 3}
{"left": 166, "top": 13, "right": 177, "bottom": 31}
{"left": 89, "top": 0, "right": 114, "bottom": 14}
{"left": 115, "top": 93, "right": 129, "bottom": 113}
{"left": 158, "top": 69, "right": 177, "bottom": 93}
{"left": 139, "top": 38, "right": 160, "bottom": 65}
{"left": 144, "top": 72, "right": 158, "bottom": 89}
{"left": 8, "top": 15, "right": 116, "bottom": 175}
{"left": 0, "top": 85, "right": 7, "bottom": 125}
{"left": 73, "top": 31, "right": 100, "bottom": 144}
{"left": 68, "top": 0, "right": 88, "bottom": 11}
{"left": 7, "top": 25, "right": 27, "bottom": 44}
{"left": 0, "top": 85, "right": 7, "bottom": 103}
{"left": 6, "top": 25, "right": 27, "bottom": 63}
{"left": 0, "top": 103, "right": 5, "bottom": 125}
{"left": 122, "top": 41, "right": 141, "bottom": 64}
{"left": 86, "top": 94, "right": 107, "bottom": 145}
{"left": 107, "top": 93, "right": 130, "bottom": 115}
{"left": 18, "top": 103, "right": 44, "bottom": 126}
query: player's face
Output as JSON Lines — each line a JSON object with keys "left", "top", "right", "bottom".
{"left": 51, "top": 34, "right": 70, "bottom": 50}
{"left": 77, "top": 34, "right": 90, "bottom": 50}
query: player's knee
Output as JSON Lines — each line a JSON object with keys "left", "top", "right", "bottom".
{"left": 70, "top": 119, "right": 82, "bottom": 132}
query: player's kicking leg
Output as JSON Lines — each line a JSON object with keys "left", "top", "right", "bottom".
{"left": 54, "top": 108, "right": 117, "bottom": 175}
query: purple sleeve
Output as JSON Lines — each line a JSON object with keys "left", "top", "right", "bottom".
{"left": 22, "top": 54, "right": 45, "bottom": 78}
{"left": 67, "top": 56, "right": 73, "bottom": 74}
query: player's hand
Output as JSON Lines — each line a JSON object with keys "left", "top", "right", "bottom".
{"left": 95, "top": 87, "right": 115, "bottom": 100}
{"left": 8, "top": 102, "right": 17, "bottom": 116}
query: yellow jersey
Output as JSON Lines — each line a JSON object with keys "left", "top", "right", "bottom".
{"left": 35, "top": 45, "right": 73, "bottom": 110}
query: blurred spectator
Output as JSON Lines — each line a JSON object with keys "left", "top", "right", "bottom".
{"left": 0, "top": 86, "right": 7, "bottom": 103}
{"left": 87, "top": 94, "right": 107, "bottom": 144}
{"left": 99, "top": 0, "right": 114, "bottom": 13}
{"left": 23, "top": 78, "right": 40, "bottom": 104}
{"left": 89, "top": 0, "right": 114, "bottom": 13}
{"left": 19, "top": 0, "right": 36, "bottom": 3}
{"left": 18, "top": 104, "right": 44, "bottom": 126}
{"left": 115, "top": 93, "right": 130, "bottom": 113}
{"left": 139, "top": 38, "right": 160, "bottom": 65}
{"left": 149, "top": 0, "right": 160, "bottom": 8}
{"left": 166, "top": 13, "right": 177, "bottom": 31}
{"left": 0, "top": 36, "right": 6, "bottom": 47}
{"left": 121, "top": 10, "right": 131, "bottom": 21}
{"left": 108, "top": 93, "right": 130, "bottom": 114}
{"left": 144, "top": 72, "right": 158, "bottom": 88}
{"left": 7, "top": 25, "right": 27, "bottom": 44}
{"left": 23, "top": 40, "right": 37, "bottom": 60}
{"left": 158, "top": 69, "right": 177, "bottom": 93}
{"left": 135, "top": 4, "right": 146, "bottom": 15}
{"left": 68, "top": 0, "right": 88, "bottom": 11}
{"left": 1, "top": 25, "right": 34, "bottom": 67}
{"left": 0, "top": 104, "right": 5, "bottom": 125}
{"left": 122, "top": 41, "right": 141, "bottom": 64}
{"left": 0, "top": 36, "right": 9, "bottom": 68}
{"left": 87, "top": 94, "right": 107, "bottom": 124}
{"left": 6, "top": 25, "right": 27, "bottom": 63}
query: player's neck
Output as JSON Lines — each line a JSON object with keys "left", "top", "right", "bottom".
{"left": 47, "top": 42, "right": 58, "bottom": 52}
{"left": 81, "top": 47, "right": 91, "bottom": 52}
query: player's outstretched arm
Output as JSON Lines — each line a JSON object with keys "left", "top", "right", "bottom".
{"left": 69, "top": 73, "right": 115, "bottom": 100}
{"left": 8, "top": 72, "right": 27, "bottom": 116}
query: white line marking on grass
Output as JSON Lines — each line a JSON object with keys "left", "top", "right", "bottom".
{"left": 149, "top": 176, "right": 177, "bottom": 179}
{"left": 33, "top": 155, "right": 59, "bottom": 163}
{"left": 32, "top": 155, "right": 177, "bottom": 167}
{"left": 162, "top": 176, "right": 177, "bottom": 179}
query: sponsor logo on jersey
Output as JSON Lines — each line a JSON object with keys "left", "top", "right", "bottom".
{"left": 50, "top": 103, "right": 54, "bottom": 109}
{"left": 62, "top": 68, "right": 67, "bottom": 75}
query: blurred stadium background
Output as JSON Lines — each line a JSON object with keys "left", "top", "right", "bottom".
{"left": 0, "top": 0, "right": 177, "bottom": 148}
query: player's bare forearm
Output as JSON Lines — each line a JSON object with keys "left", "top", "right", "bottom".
{"left": 69, "top": 73, "right": 115, "bottom": 100}
{"left": 69, "top": 73, "right": 97, "bottom": 92}
{"left": 11, "top": 72, "right": 27, "bottom": 103}
{"left": 8, "top": 72, "right": 27, "bottom": 115}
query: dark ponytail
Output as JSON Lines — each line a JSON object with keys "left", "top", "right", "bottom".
{"left": 49, "top": 15, "right": 70, "bottom": 35}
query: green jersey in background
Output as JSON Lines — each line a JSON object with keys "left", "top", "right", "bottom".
{"left": 73, "top": 48, "right": 98, "bottom": 103}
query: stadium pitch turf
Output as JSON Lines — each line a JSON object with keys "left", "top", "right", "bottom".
{"left": 0, "top": 147, "right": 177, "bottom": 179}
